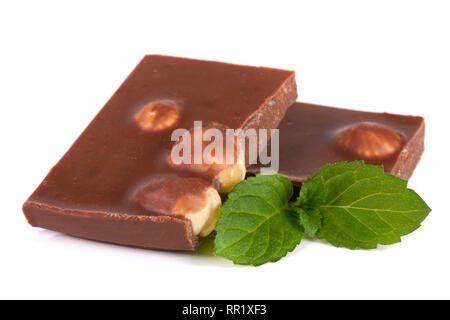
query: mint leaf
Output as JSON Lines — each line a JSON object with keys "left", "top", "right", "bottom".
{"left": 307, "top": 161, "right": 431, "bottom": 249}
{"left": 214, "top": 173, "right": 303, "bottom": 266}
{"left": 296, "top": 176, "right": 326, "bottom": 208}
{"left": 296, "top": 207, "right": 322, "bottom": 237}
{"left": 294, "top": 176, "right": 325, "bottom": 236}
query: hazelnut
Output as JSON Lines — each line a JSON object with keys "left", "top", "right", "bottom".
{"left": 336, "top": 122, "right": 404, "bottom": 160}
{"left": 168, "top": 124, "right": 246, "bottom": 193}
{"left": 214, "top": 162, "right": 246, "bottom": 193}
{"left": 135, "top": 100, "right": 180, "bottom": 131}
{"left": 136, "top": 177, "right": 221, "bottom": 237}
{"left": 174, "top": 187, "right": 221, "bottom": 237}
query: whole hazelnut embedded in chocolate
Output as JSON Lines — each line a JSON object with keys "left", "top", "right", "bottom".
{"left": 172, "top": 187, "right": 221, "bottom": 237}
{"left": 136, "top": 177, "right": 221, "bottom": 237}
{"left": 214, "top": 160, "right": 246, "bottom": 194}
{"left": 168, "top": 124, "right": 246, "bottom": 194}
{"left": 135, "top": 100, "right": 180, "bottom": 131}
{"left": 336, "top": 122, "right": 404, "bottom": 160}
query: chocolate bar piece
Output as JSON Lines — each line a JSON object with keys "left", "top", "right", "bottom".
{"left": 23, "top": 55, "right": 297, "bottom": 250}
{"left": 248, "top": 102, "right": 425, "bottom": 184}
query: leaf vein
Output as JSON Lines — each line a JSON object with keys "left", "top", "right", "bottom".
{"left": 217, "top": 204, "right": 288, "bottom": 252}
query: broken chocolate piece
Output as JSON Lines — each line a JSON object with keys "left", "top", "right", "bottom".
{"left": 248, "top": 102, "right": 425, "bottom": 184}
{"left": 23, "top": 55, "right": 297, "bottom": 250}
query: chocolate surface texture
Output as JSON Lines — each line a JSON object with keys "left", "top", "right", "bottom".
{"left": 23, "top": 55, "right": 297, "bottom": 250}
{"left": 248, "top": 102, "right": 425, "bottom": 185}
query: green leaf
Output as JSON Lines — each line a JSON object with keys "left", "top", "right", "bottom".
{"left": 214, "top": 173, "right": 303, "bottom": 266}
{"left": 296, "top": 207, "right": 322, "bottom": 237}
{"left": 296, "top": 176, "right": 326, "bottom": 208}
{"left": 310, "top": 161, "right": 431, "bottom": 249}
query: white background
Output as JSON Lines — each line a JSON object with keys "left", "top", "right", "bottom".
{"left": 1, "top": 0, "right": 449, "bottom": 300}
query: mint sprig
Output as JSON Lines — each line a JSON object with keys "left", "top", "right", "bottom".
{"left": 214, "top": 161, "right": 431, "bottom": 266}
